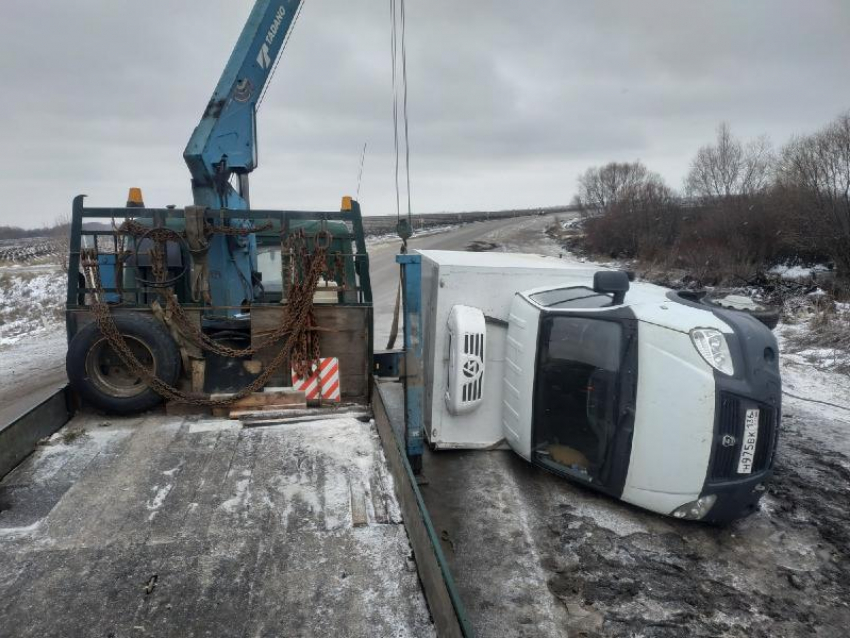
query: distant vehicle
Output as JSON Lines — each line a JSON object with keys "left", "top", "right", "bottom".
{"left": 419, "top": 250, "right": 781, "bottom": 523}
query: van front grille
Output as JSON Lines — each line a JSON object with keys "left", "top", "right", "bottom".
{"left": 709, "top": 393, "right": 778, "bottom": 482}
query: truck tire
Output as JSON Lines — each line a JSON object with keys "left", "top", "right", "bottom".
{"left": 66, "top": 314, "right": 181, "bottom": 415}
{"left": 699, "top": 293, "right": 781, "bottom": 331}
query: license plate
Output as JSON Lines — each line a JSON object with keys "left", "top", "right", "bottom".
{"left": 737, "top": 409, "right": 760, "bottom": 474}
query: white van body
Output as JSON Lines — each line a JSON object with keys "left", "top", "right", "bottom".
{"left": 418, "top": 250, "right": 781, "bottom": 523}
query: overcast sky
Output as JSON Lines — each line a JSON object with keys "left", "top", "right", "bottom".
{"left": 2, "top": 0, "right": 849, "bottom": 227}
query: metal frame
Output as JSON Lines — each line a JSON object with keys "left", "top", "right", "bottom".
{"left": 397, "top": 253, "right": 424, "bottom": 469}
{"left": 0, "top": 387, "right": 73, "bottom": 480}
{"left": 67, "top": 194, "right": 373, "bottom": 370}
{"left": 67, "top": 194, "right": 373, "bottom": 301}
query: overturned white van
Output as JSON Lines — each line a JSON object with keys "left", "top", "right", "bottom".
{"left": 419, "top": 250, "right": 781, "bottom": 523}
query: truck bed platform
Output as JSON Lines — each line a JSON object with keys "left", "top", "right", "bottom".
{"left": 0, "top": 413, "right": 435, "bottom": 637}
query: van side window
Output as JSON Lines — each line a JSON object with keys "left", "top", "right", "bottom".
{"left": 534, "top": 317, "right": 623, "bottom": 484}
{"left": 530, "top": 287, "right": 613, "bottom": 309}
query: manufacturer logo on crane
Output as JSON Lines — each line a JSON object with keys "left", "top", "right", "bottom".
{"left": 256, "top": 5, "right": 288, "bottom": 70}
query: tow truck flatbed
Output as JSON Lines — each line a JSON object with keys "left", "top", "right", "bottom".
{"left": 0, "top": 411, "right": 436, "bottom": 637}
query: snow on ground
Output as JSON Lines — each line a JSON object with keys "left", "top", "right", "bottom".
{"left": 0, "top": 265, "right": 65, "bottom": 345}
{"left": 769, "top": 262, "right": 832, "bottom": 281}
{"left": 0, "top": 414, "right": 435, "bottom": 637}
{"left": 0, "top": 260, "right": 68, "bottom": 425}
{"left": 366, "top": 223, "right": 461, "bottom": 246}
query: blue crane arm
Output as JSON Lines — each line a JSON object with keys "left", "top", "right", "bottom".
{"left": 181, "top": 0, "right": 302, "bottom": 317}
{"left": 183, "top": 0, "right": 302, "bottom": 209}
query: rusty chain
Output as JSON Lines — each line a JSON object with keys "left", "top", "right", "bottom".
{"left": 118, "top": 218, "right": 273, "bottom": 239}
{"left": 115, "top": 220, "right": 325, "bottom": 359}
{"left": 81, "top": 225, "right": 330, "bottom": 406}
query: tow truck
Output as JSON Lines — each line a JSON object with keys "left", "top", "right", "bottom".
{"left": 0, "top": 2, "right": 472, "bottom": 636}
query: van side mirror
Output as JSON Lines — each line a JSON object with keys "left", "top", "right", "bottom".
{"left": 593, "top": 271, "right": 630, "bottom": 305}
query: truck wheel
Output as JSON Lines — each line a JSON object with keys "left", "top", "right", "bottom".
{"left": 700, "top": 293, "right": 781, "bottom": 330}
{"left": 66, "top": 314, "right": 181, "bottom": 414}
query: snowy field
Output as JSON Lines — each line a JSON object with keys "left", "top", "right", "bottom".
{"left": 0, "top": 266, "right": 65, "bottom": 346}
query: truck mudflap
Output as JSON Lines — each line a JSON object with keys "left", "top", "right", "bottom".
{"left": 372, "top": 380, "right": 475, "bottom": 638}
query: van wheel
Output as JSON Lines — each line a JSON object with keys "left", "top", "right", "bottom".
{"left": 67, "top": 314, "right": 181, "bottom": 414}
{"left": 699, "top": 293, "right": 780, "bottom": 330}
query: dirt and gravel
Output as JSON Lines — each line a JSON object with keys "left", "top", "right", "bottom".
{"left": 543, "top": 404, "right": 850, "bottom": 638}
{"left": 420, "top": 390, "right": 850, "bottom": 638}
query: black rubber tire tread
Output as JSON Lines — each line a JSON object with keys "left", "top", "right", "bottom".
{"left": 700, "top": 297, "right": 781, "bottom": 331}
{"left": 66, "top": 313, "right": 181, "bottom": 414}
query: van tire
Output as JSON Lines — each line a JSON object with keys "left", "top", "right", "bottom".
{"left": 67, "top": 314, "right": 181, "bottom": 414}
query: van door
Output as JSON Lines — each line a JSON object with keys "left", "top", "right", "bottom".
{"left": 533, "top": 315, "right": 626, "bottom": 486}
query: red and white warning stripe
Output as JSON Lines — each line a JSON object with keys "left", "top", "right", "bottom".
{"left": 291, "top": 357, "right": 341, "bottom": 402}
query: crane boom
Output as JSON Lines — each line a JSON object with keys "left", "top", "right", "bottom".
{"left": 182, "top": 0, "right": 302, "bottom": 315}
{"left": 184, "top": 0, "right": 302, "bottom": 210}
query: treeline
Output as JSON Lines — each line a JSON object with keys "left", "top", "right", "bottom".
{"left": 0, "top": 220, "right": 70, "bottom": 241}
{"left": 574, "top": 112, "right": 850, "bottom": 290}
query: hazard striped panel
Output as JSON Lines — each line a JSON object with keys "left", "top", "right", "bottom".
{"left": 291, "top": 357, "right": 341, "bottom": 402}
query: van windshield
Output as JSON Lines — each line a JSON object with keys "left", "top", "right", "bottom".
{"left": 533, "top": 316, "right": 623, "bottom": 483}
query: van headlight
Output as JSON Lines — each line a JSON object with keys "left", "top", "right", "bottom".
{"left": 671, "top": 494, "right": 717, "bottom": 520}
{"left": 690, "top": 328, "right": 735, "bottom": 376}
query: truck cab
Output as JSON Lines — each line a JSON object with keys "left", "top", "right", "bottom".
{"left": 418, "top": 250, "right": 781, "bottom": 523}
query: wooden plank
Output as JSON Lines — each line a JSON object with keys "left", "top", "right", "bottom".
{"left": 349, "top": 481, "right": 368, "bottom": 528}
{"left": 207, "top": 390, "right": 306, "bottom": 418}
{"left": 206, "top": 390, "right": 306, "bottom": 413}
{"left": 227, "top": 389, "right": 306, "bottom": 410}
{"left": 230, "top": 405, "right": 308, "bottom": 420}
{"left": 191, "top": 359, "right": 206, "bottom": 393}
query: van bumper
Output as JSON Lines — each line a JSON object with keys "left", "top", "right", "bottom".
{"left": 700, "top": 472, "right": 772, "bottom": 524}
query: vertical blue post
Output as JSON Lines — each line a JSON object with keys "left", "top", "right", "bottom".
{"left": 397, "top": 253, "right": 423, "bottom": 472}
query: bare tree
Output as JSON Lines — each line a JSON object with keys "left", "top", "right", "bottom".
{"left": 578, "top": 162, "right": 681, "bottom": 258}
{"left": 685, "top": 123, "right": 774, "bottom": 199}
{"left": 778, "top": 112, "right": 850, "bottom": 278}
{"left": 574, "top": 161, "right": 654, "bottom": 214}
{"left": 52, "top": 212, "right": 72, "bottom": 273}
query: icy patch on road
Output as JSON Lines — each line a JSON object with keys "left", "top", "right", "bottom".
{"left": 0, "top": 521, "right": 43, "bottom": 537}
{"left": 188, "top": 419, "right": 241, "bottom": 434}
{"left": 147, "top": 482, "right": 175, "bottom": 520}
{"left": 215, "top": 417, "right": 402, "bottom": 532}
{"left": 566, "top": 498, "right": 650, "bottom": 537}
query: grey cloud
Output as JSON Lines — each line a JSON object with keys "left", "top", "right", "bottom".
{"left": 1, "top": 0, "right": 849, "bottom": 224}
